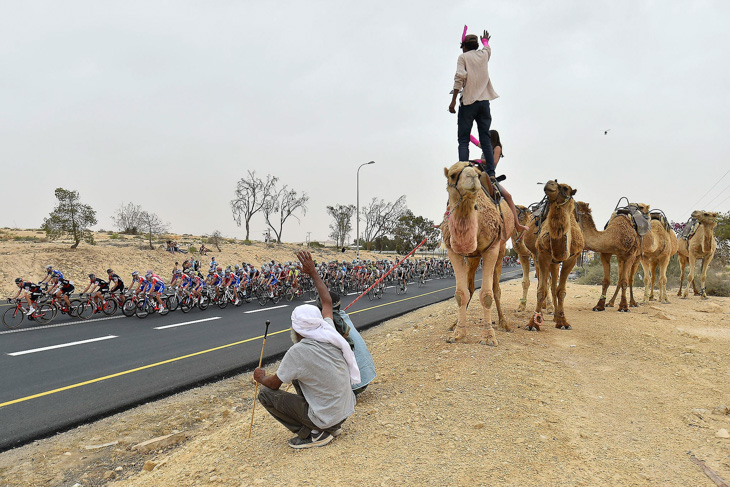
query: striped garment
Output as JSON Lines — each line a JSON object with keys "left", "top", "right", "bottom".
{"left": 453, "top": 46, "right": 499, "bottom": 106}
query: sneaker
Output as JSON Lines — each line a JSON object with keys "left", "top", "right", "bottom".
{"left": 288, "top": 431, "right": 333, "bottom": 449}
{"left": 26, "top": 306, "right": 36, "bottom": 316}
{"left": 158, "top": 306, "right": 166, "bottom": 314}
{"left": 331, "top": 427, "right": 343, "bottom": 437}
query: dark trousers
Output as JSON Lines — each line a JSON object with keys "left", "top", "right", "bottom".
{"left": 457, "top": 99, "right": 494, "bottom": 176}
{"left": 258, "top": 381, "right": 344, "bottom": 439}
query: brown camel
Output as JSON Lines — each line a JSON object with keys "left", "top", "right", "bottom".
{"left": 617, "top": 204, "right": 677, "bottom": 305}
{"left": 440, "top": 162, "right": 515, "bottom": 345}
{"left": 574, "top": 201, "right": 641, "bottom": 312}
{"left": 515, "top": 205, "right": 554, "bottom": 314}
{"left": 526, "top": 180, "right": 584, "bottom": 331}
{"left": 678, "top": 210, "right": 718, "bottom": 299}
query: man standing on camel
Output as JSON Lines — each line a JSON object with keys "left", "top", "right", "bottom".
{"left": 448, "top": 28, "right": 528, "bottom": 233}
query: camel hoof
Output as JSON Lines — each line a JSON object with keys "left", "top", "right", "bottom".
{"left": 555, "top": 324, "right": 572, "bottom": 330}
{"left": 676, "top": 290, "right": 682, "bottom": 297}
{"left": 448, "top": 320, "right": 457, "bottom": 332}
{"left": 525, "top": 324, "right": 540, "bottom": 332}
{"left": 618, "top": 307, "right": 630, "bottom": 313}
{"left": 478, "top": 337, "right": 498, "bottom": 346}
{"left": 592, "top": 306, "right": 605, "bottom": 312}
{"left": 630, "top": 301, "right": 638, "bottom": 307}
{"left": 516, "top": 304, "right": 526, "bottom": 312}
{"left": 701, "top": 295, "right": 709, "bottom": 300}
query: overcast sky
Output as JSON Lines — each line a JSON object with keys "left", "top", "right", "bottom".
{"left": 1, "top": 1, "right": 728, "bottom": 244}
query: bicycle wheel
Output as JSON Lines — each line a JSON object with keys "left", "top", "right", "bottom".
{"left": 217, "top": 293, "right": 228, "bottom": 309}
{"left": 167, "top": 294, "right": 179, "bottom": 312}
{"left": 135, "top": 300, "right": 149, "bottom": 319}
{"left": 122, "top": 299, "right": 137, "bottom": 317}
{"left": 271, "top": 290, "right": 282, "bottom": 304}
{"left": 256, "top": 289, "right": 268, "bottom": 306}
{"left": 418, "top": 277, "right": 424, "bottom": 288}
{"left": 102, "top": 299, "right": 118, "bottom": 316}
{"left": 77, "top": 302, "right": 94, "bottom": 320}
{"left": 68, "top": 298, "right": 81, "bottom": 318}
{"left": 396, "top": 283, "right": 402, "bottom": 295}
{"left": 285, "top": 288, "right": 295, "bottom": 302}
{"left": 367, "top": 288, "right": 374, "bottom": 301}
{"left": 180, "top": 296, "right": 192, "bottom": 313}
{"left": 34, "top": 304, "right": 54, "bottom": 325}
{"left": 198, "top": 295, "right": 210, "bottom": 310}
{"left": 3, "top": 307, "right": 24, "bottom": 329}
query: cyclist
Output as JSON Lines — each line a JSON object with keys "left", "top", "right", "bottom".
{"left": 11, "top": 278, "right": 43, "bottom": 316}
{"left": 40, "top": 265, "right": 64, "bottom": 286}
{"left": 107, "top": 268, "right": 125, "bottom": 305}
{"left": 144, "top": 271, "right": 166, "bottom": 313}
{"left": 127, "top": 271, "right": 145, "bottom": 295}
{"left": 395, "top": 266, "right": 408, "bottom": 292}
{"left": 188, "top": 269, "right": 204, "bottom": 302}
{"left": 79, "top": 273, "right": 109, "bottom": 312}
{"left": 221, "top": 268, "right": 241, "bottom": 305}
{"left": 262, "top": 266, "right": 278, "bottom": 298}
{"left": 48, "top": 274, "right": 75, "bottom": 311}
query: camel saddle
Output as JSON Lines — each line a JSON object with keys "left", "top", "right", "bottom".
{"left": 649, "top": 209, "right": 671, "bottom": 232}
{"left": 679, "top": 216, "right": 699, "bottom": 241}
{"left": 527, "top": 198, "right": 549, "bottom": 233}
{"left": 607, "top": 204, "right": 650, "bottom": 237}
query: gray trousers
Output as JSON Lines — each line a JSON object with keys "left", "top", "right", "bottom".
{"left": 258, "top": 380, "right": 344, "bottom": 439}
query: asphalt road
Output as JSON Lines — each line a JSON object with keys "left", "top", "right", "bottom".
{"left": 0, "top": 266, "right": 524, "bottom": 452}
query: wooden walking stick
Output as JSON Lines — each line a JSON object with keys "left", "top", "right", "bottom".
{"left": 248, "top": 319, "right": 271, "bottom": 438}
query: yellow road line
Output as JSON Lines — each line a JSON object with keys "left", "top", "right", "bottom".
{"left": 0, "top": 328, "right": 290, "bottom": 409}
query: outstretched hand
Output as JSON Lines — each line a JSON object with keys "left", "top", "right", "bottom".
{"left": 481, "top": 29, "right": 490, "bottom": 45}
{"left": 296, "top": 250, "right": 316, "bottom": 277}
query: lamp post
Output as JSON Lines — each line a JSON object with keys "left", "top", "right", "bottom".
{"left": 356, "top": 161, "right": 375, "bottom": 260}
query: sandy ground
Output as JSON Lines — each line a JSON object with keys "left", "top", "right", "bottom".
{"left": 0, "top": 277, "right": 728, "bottom": 487}
{"left": 0, "top": 230, "right": 386, "bottom": 297}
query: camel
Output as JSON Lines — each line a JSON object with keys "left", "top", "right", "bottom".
{"left": 526, "top": 180, "right": 584, "bottom": 331}
{"left": 574, "top": 201, "right": 641, "bottom": 312}
{"left": 617, "top": 204, "right": 677, "bottom": 305}
{"left": 515, "top": 205, "right": 554, "bottom": 314}
{"left": 678, "top": 211, "right": 718, "bottom": 299}
{"left": 440, "top": 162, "right": 515, "bottom": 345}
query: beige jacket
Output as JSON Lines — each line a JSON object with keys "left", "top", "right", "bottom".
{"left": 453, "top": 46, "right": 499, "bottom": 106}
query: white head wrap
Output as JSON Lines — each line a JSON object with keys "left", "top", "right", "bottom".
{"left": 291, "top": 304, "right": 361, "bottom": 385}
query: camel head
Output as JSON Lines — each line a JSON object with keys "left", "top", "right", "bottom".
{"left": 444, "top": 162, "right": 480, "bottom": 198}
{"left": 575, "top": 201, "right": 591, "bottom": 215}
{"left": 694, "top": 210, "right": 719, "bottom": 226}
{"left": 543, "top": 180, "right": 576, "bottom": 205}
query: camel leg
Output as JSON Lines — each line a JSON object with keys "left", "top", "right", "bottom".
{"left": 517, "top": 257, "right": 531, "bottom": 312}
{"left": 447, "top": 250, "right": 471, "bottom": 342}
{"left": 699, "top": 255, "right": 714, "bottom": 299}
{"left": 527, "top": 256, "right": 550, "bottom": 331}
{"left": 593, "top": 253, "right": 611, "bottom": 311}
{"left": 677, "top": 254, "right": 687, "bottom": 297}
{"left": 628, "top": 258, "right": 640, "bottom": 307}
{"left": 492, "top": 244, "right": 511, "bottom": 332}
{"left": 478, "top": 245, "right": 501, "bottom": 346}
{"left": 683, "top": 254, "right": 697, "bottom": 299}
{"left": 554, "top": 255, "right": 579, "bottom": 330}
{"left": 658, "top": 256, "right": 671, "bottom": 304}
{"left": 640, "top": 258, "right": 653, "bottom": 305}
{"left": 616, "top": 257, "right": 630, "bottom": 312}
{"left": 549, "top": 263, "right": 559, "bottom": 322}
{"left": 648, "top": 263, "right": 658, "bottom": 301}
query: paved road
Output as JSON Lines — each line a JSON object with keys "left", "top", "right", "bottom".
{"left": 0, "top": 267, "right": 524, "bottom": 451}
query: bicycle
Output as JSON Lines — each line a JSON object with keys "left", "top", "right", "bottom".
{"left": 3, "top": 299, "right": 53, "bottom": 329}
{"left": 76, "top": 293, "right": 117, "bottom": 319}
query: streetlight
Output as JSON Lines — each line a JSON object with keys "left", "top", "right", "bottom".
{"left": 356, "top": 161, "right": 375, "bottom": 260}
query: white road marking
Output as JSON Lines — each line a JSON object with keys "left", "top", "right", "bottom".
{"left": 8, "top": 335, "right": 118, "bottom": 356}
{"left": 0, "top": 315, "right": 124, "bottom": 335}
{"left": 244, "top": 305, "right": 289, "bottom": 314}
{"left": 154, "top": 317, "right": 221, "bottom": 330}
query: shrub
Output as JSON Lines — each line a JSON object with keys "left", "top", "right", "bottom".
{"left": 309, "top": 241, "right": 325, "bottom": 248}
{"left": 243, "top": 239, "right": 252, "bottom": 246}
{"left": 189, "top": 246, "right": 198, "bottom": 253}
{"left": 109, "top": 233, "right": 120, "bottom": 240}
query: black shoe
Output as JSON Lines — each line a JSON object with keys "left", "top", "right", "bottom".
{"left": 288, "top": 431, "right": 333, "bottom": 449}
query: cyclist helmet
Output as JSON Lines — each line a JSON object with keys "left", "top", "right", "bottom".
{"left": 224, "top": 269, "right": 231, "bottom": 275}
{"left": 45, "top": 265, "right": 52, "bottom": 270}
{"left": 132, "top": 271, "right": 139, "bottom": 277}
{"left": 145, "top": 272, "right": 152, "bottom": 279}
{"left": 106, "top": 268, "right": 113, "bottom": 274}
{"left": 216, "top": 266, "right": 223, "bottom": 272}
{"left": 89, "top": 273, "right": 96, "bottom": 279}
{"left": 15, "top": 277, "right": 23, "bottom": 284}
{"left": 234, "top": 264, "right": 240, "bottom": 270}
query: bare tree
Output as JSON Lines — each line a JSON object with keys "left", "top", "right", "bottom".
{"left": 209, "top": 230, "right": 223, "bottom": 252}
{"left": 263, "top": 183, "right": 309, "bottom": 244}
{"left": 112, "top": 202, "right": 143, "bottom": 234}
{"left": 362, "top": 195, "right": 407, "bottom": 250}
{"left": 139, "top": 211, "right": 169, "bottom": 250}
{"left": 327, "top": 204, "right": 356, "bottom": 247}
{"left": 231, "top": 171, "right": 278, "bottom": 241}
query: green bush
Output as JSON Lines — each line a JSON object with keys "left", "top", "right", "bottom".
{"left": 189, "top": 246, "right": 198, "bottom": 253}
{"left": 109, "top": 233, "right": 120, "bottom": 240}
{"left": 243, "top": 239, "right": 252, "bottom": 246}
{"left": 309, "top": 241, "right": 324, "bottom": 248}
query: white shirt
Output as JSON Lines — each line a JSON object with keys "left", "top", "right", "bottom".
{"left": 453, "top": 46, "right": 499, "bottom": 106}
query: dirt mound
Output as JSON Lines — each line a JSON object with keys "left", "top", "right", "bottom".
{"left": 1, "top": 281, "right": 728, "bottom": 486}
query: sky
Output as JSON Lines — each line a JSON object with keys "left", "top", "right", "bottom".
{"left": 1, "top": 0, "right": 729, "bottom": 244}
